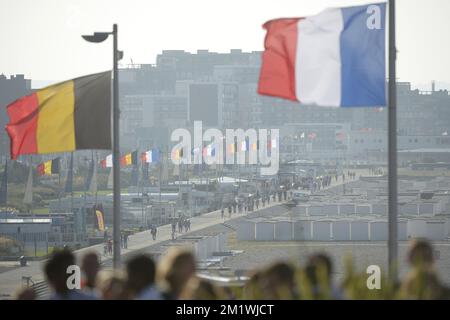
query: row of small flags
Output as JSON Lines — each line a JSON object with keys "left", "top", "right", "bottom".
{"left": 96, "top": 139, "right": 279, "bottom": 168}
{"left": 101, "top": 149, "right": 160, "bottom": 168}
{"left": 173, "top": 138, "right": 278, "bottom": 160}
{"left": 33, "top": 135, "right": 295, "bottom": 175}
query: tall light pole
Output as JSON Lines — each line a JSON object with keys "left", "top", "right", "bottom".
{"left": 82, "top": 24, "right": 122, "bottom": 268}
{"left": 387, "top": 0, "right": 398, "bottom": 283}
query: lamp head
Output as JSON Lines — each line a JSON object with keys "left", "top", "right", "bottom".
{"left": 82, "top": 32, "right": 110, "bottom": 43}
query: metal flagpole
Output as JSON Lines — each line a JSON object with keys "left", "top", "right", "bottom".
{"left": 112, "top": 24, "right": 121, "bottom": 268}
{"left": 70, "top": 152, "right": 74, "bottom": 214}
{"left": 387, "top": 0, "right": 398, "bottom": 282}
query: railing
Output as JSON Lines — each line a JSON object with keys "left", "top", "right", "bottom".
{"left": 197, "top": 273, "right": 249, "bottom": 287}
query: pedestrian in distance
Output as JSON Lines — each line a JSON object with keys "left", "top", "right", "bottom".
{"left": 123, "top": 232, "right": 129, "bottom": 249}
{"left": 108, "top": 239, "right": 113, "bottom": 255}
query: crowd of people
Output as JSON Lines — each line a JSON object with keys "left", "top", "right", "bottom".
{"left": 170, "top": 216, "right": 191, "bottom": 240}
{"left": 13, "top": 238, "right": 450, "bottom": 300}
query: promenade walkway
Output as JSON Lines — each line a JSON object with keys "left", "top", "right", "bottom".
{"left": 0, "top": 169, "right": 367, "bottom": 299}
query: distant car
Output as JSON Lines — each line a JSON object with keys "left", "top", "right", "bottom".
{"left": 292, "top": 190, "right": 310, "bottom": 203}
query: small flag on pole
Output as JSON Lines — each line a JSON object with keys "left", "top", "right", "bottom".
{"left": 101, "top": 154, "right": 113, "bottom": 168}
{"left": 141, "top": 148, "right": 159, "bottom": 163}
{"left": 37, "top": 158, "right": 60, "bottom": 176}
{"left": 120, "top": 151, "right": 138, "bottom": 167}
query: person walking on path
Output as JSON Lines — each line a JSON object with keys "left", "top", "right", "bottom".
{"left": 107, "top": 239, "right": 113, "bottom": 256}
{"left": 186, "top": 219, "right": 191, "bottom": 231}
{"left": 171, "top": 220, "right": 177, "bottom": 234}
{"left": 151, "top": 225, "right": 157, "bottom": 240}
{"left": 123, "top": 232, "right": 129, "bottom": 249}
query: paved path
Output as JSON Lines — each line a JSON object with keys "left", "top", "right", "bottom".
{"left": 0, "top": 170, "right": 366, "bottom": 299}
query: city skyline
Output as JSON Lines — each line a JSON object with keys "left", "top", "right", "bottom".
{"left": 1, "top": 0, "right": 450, "bottom": 90}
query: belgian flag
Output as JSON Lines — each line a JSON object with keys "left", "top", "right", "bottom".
{"left": 120, "top": 151, "right": 138, "bottom": 167}
{"left": 37, "top": 158, "right": 60, "bottom": 176}
{"left": 6, "top": 71, "right": 112, "bottom": 160}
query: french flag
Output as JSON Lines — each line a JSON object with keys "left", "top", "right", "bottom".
{"left": 258, "top": 3, "right": 386, "bottom": 107}
{"left": 141, "top": 148, "right": 159, "bottom": 163}
{"left": 101, "top": 154, "right": 112, "bottom": 169}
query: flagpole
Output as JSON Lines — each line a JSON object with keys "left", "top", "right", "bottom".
{"left": 387, "top": 0, "right": 398, "bottom": 282}
{"left": 70, "top": 152, "right": 74, "bottom": 214}
{"left": 112, "top": 23, "right": 121, "bottom": 268}
{"left": 58, "top": 167, "right": 61, "bottom": 211}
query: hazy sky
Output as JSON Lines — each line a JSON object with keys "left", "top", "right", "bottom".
{"left": 1, "top": 0, "right": 450, "bottom": 90}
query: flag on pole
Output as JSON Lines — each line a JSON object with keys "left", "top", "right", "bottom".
{"left": 120, "top": 151, "right": 138, "bottom": 167}
{"left": 336, "top": 132, "right": 346, "bottom": 141}
{"left": 101, "top": 154, "right": 113, "bottom": 168}
{"left": 241, "top": 141, "right": 247, "bottom": 152}
{"left": 258, "top": 3, "right": 386, "bottom": 107}
{"left": 37, "top": 157, "right": 60, "bottom": 176}
{"left": 6, "top": 71, "right": 112, "bottom": 160}
{"left": 141, "top": 148, "right": 159, "bottom": 163}
{"left": 307, "top": 132, "right": 317, "bottom": 140}
{"left": 172, "top": 148, "right": 183, "bottom": 160}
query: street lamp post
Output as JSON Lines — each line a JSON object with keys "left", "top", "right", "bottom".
{"left": 82, "top": 24, "right": 122, "bottom": 268}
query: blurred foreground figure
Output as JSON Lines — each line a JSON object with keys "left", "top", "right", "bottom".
{"left": 304, "top": 253, "right": 342, "bottom": 300}
{"left": 179, "top": 277, "right": 223, "bottom": 300}
{"left": 81, "top": 251, "right": 101, "bottom": 296}
{"left": 260, "top": 262, "right": 298, "bottom": 300}
{"left": 126, "top": 254, "right": 162, "bottom": 300}
{"left": 399, "top": 239, "right": 450, "bottom": 300}
{"left": 96, "top": 270, "right": 127, "bottom": 300}
{"left": 157, "top": 248, "right": 196, "bottom": 299}
{"left": 14, "top": 287, "right": 36, "bottom": 300}
{"left": 243, "top": 271, "right": 264, "bottom": 300}
{"left": 44, "top": 250, "right": 97, "bottom": 300}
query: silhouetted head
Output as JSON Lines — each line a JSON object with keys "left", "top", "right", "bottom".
{"left": 96, "top": 270, "right": 127, "bottom": 300}
{"left": 81, "top": 251, "right": 101, "bottom": 289}
{"left": 157, "top": 248, "right": 196, "bottom": 299}
{"left": 179, "top": 277, "right": 222, "bottom": 300}
{"left": 305, "top": 253, "right": 333, "bottom": 287}
{"left": 126, "top": 254, "right": 156, "bottom": 297}
{"left": 44, "top": 249, "right": 76, "bottom": 295}
{"left": 408, "top": 239, "right": 434, "bottom": 268}
{"left": 261, "top": 261, "right": 296, "bottom": 299}
{"left": 14, "top": 287, "right": 36, "bottom": 300}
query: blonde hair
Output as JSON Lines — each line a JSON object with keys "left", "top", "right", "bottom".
{"left": 96, "top": 270, "right": 128, "bottom": 300}
{"left": 157, "top": 247, "right": 196, "bottom": 298}
{"left": 179, "top": 277, "right": 224, "bottom": 300}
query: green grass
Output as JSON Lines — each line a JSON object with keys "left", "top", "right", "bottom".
{"left": 33, "top": 208, "right": 49, "bottom": 215}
